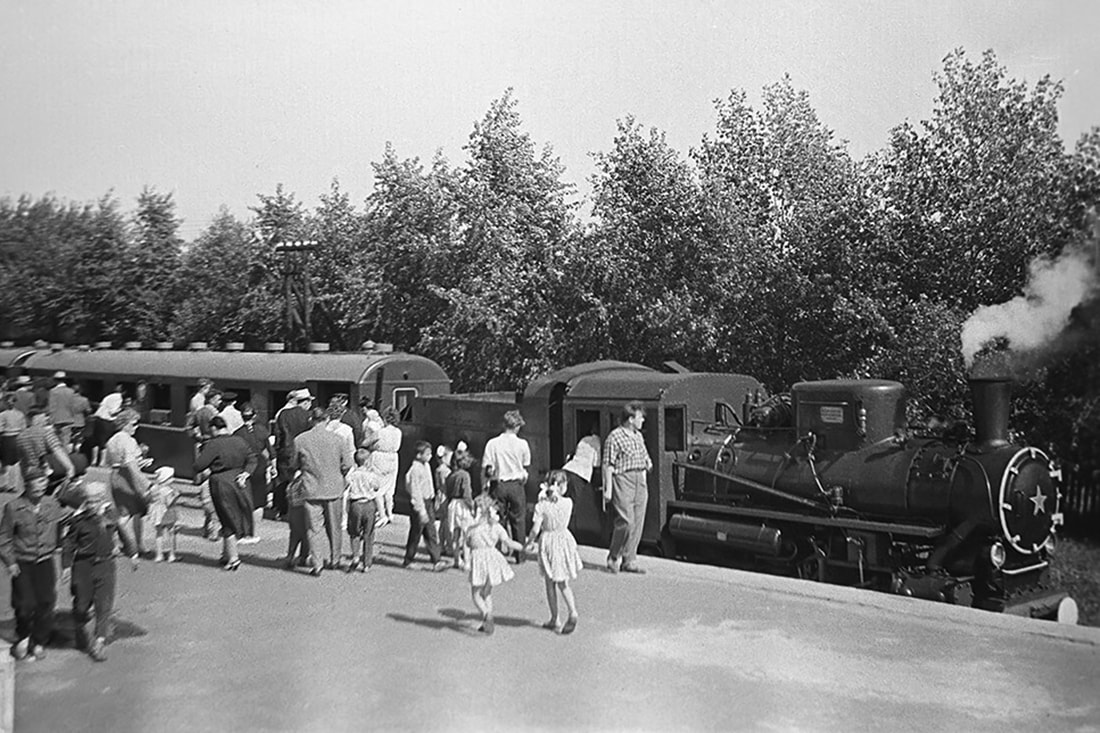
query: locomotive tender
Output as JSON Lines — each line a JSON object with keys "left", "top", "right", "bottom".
{"left": 669, "top": 376, "right": 1077, "bottom": 622}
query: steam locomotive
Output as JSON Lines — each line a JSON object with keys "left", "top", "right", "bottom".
{"left": 666, "top": 376, "right": 1077, "bottom": 622}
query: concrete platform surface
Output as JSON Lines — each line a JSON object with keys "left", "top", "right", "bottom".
{"left": 2, "top": 488, "right": 1099, "bottom": 733}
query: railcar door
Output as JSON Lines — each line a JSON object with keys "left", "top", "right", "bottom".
{"left": 566, "top": 405, "right": 612, "bottom": 547}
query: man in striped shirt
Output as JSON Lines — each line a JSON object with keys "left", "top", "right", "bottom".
{"left": 602, "top": 401, "right": 652, "bottom": 575}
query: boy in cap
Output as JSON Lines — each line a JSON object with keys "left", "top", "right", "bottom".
{"left": 59, "top": 477, "right": 138, "bottom": 662}
{"left": 0, "top": 471, "right": 66, "bottom": 661}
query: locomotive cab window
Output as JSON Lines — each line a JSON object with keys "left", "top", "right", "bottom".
{"left": 664, "top": 406, "right": 686, "bottom": 452}
{"left": 393, "top": 387, "right": 418, "bottom": 421}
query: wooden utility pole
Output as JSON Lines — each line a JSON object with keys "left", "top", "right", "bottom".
{"left": 275, "top": 239, "right": 317, "bottom": 352}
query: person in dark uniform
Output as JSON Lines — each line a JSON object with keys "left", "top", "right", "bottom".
{"left": 194, "top": 417, "right": 256, "bottom": 571}
{"left": 273, "top": 389, "right": 312, "bottom": 520}
{"left": 234, "top": 403, "right": 270, "bottom": 543}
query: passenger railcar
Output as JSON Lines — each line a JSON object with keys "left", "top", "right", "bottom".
{"left": 404, "top": 361, "right": 765, "bottom": 547}
{"left": 16, "top": 344, "right": 451, "bottom": 478}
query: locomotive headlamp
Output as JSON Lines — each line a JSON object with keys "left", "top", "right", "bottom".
{"left": 1044, "top": 534, "right": 1057, "bottom": 556}
{"left": 989, "top": 542, "right": 1006, "bottom": 569}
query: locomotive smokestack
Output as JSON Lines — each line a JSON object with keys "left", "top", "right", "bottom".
{"left": 968, "top": 376, "right": 1011, "bottom": 449}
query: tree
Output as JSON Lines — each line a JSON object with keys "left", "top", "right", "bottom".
{"left": 169, "top": 208, "right": 282, "bottom": 346}
{"left": 419, "top": 91, "right": 581, "bottom": 390}
{"left": 361, "top": 147, "right": 461, "bottom": 351}
{"left": 871, "top": 49, "right": 1076, "bottom": 312}
{"left": 694, "top": 77, "right": 890, "bottom": 389}
{"left": 581, "top": 117, "right": 716, "bottom": 367}
{"left": 122, "top": 187, "right": 184, "bottom": 341}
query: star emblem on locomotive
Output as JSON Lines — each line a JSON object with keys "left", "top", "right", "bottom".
{"left": 1029, "top": 487, "right": 1047, "bottom": 516}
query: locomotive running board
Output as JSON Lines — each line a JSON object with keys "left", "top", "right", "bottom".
{"left": 666, "top": 499, "right": 945, "bottom": 538}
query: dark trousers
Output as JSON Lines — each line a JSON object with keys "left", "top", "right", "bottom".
{"left": 404, "top": 509, "right": 441, "bottom": 564}
{"left": 11, "top": 559, "right": 57, "bottom": 647}
{"left": 348, "top": 499, "right": 378, "bottom": 567}
{"left": 273, "top": 461, "right": 292, "bottom": 517}
{"left": 71, "top": 558, "right": 116, "bottom": 646}
{"left": 493, "top": 479, "right": 527, "bottom": 561}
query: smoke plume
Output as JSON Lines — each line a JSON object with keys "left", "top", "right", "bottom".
{"left": 961, "top": 240, "right": 1100, "bottom": 370}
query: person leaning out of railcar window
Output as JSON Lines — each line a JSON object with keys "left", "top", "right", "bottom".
{"left": 602, "top": 401, "right": 652, "bottom": 575}
{"left": 89, "top": 384, "right": 125, "bottom": 467}
{"left": 132, "top": 379, "right": 153, "bottom": 425}
{"left": 189, "top": 378, "right": 214, "bottom": 416}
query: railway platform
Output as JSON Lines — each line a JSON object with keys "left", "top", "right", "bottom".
{"left": 2, "top": 486, "right": 1099, "bottom": 732}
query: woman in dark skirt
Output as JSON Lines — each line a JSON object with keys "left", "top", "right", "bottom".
{"left": 233, "top": 403, "right": 271, "bottom": 543}
{"left": 194, "top": 416, "right": 256, "bottom": 571}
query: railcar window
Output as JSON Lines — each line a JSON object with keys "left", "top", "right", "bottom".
{"left": 664, "top": 407, "right": 686, "bottom": 451}
{"left": 574, "top": 409, "right": 601, "bottom": 445}
{"left": 151, "top": 383, "right": 171, "bottom": 410}
{"left": 393, "top": 387, "right": 418, "bottom": 421}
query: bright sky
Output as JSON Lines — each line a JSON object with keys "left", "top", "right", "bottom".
{"left": 2, "top": 1, "right": 1098, "bottom": 240}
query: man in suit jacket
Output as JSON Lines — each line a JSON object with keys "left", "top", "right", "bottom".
{"left": 291, "top": 407, "right": 352, "bottom": 574}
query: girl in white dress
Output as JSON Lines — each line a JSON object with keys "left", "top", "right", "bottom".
{"left": 526, "top": 470, "right": 582, "bottom": 634}
{"left": 466, "top": 494, "right": 524, "bottom": 635}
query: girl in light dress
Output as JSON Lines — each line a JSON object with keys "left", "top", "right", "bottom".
{"left": 525, "top": 470, "right": 582, "bottom": 634}
{"left": 444, "top": 447, "right": 476, "bottom": 569}
{"left": 465, "top": 493, "right": 524, "bottom": 635}
{"left": 147, "top": 466, "right": 180, "bottom": 562}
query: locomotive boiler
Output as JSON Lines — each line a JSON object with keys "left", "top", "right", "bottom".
{"left": 667, "top": 376, "right": 1077, "bottom": 622}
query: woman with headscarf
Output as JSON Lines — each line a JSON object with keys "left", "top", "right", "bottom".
{"left": 194, "top": 416, "right": 256, "bottom": 571}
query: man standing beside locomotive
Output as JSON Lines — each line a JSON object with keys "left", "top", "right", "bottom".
{"left": 482, "top": 410, "right": 530, "bottom": 563}
{"left": 602, "top": 401, "right": 652, "bottom": 575}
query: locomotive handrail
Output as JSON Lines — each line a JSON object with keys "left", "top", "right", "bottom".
{"left": 666, "top": 499, "right": 946, "bottom": 537}
{"left": 673, "top": 461, "right": 829, "bottom": 511}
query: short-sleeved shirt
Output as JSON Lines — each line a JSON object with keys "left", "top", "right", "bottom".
{"left": 103, "top": 430, "right": 143, "bottom": 469}
{"left": 603, "top": 425, "right": 652, "bottom": 475}
{"left": 346, "top": 466, "right": 382, "bottom": 501}
{"left": 482, "top": 432, "right": 531, "bottom": 482}
{"left": 0, "top": 408, "right": 27, "bottom": 436}
{"left": 93, "top": 393, "right": 123, "bottom": 421}
{"left": 16, "top": 424, "right": 64, "bottom": 478}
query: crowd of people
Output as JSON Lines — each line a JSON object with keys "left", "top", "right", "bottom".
{"left": 0, "top": 370, "right": 656, "bottom": 661}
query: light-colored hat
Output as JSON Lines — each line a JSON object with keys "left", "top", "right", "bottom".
{"left": 53, "top": 370, "right": 67, "bottom": 379}
{"left": 154, "top": 466, "right": 175, "bottom": 484}
{"left": 292, "top": 388, "right": 314, "bottom": 402}
{"left": 14, "top": 375, "right": 31, "bottom": 386}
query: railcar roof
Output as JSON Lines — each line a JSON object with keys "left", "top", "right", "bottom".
{"left": 0, "top": 348, "right": 38, "bottom": 369}
{"left": 560, "top": 370, "right": 764, "bottom": 402}
{"left": 19, "top": 349, "right": 449, "bottom": 387}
